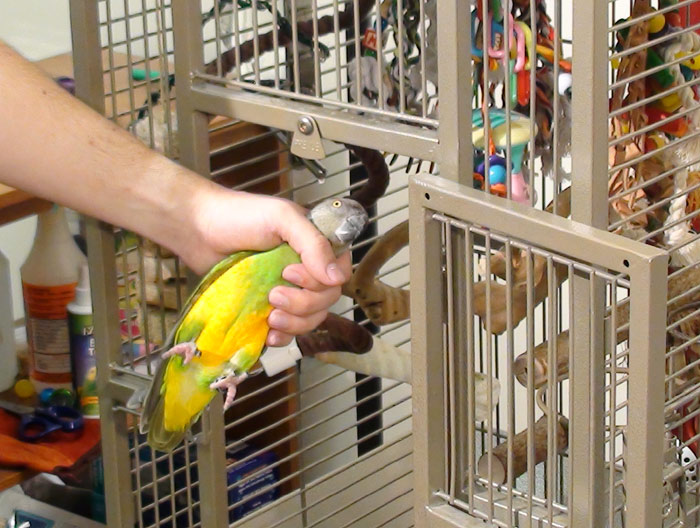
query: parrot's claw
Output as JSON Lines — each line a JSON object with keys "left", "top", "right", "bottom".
{"left": 162, "top": 341, "right": 200, "bottom": 365}
{"left": 210, "top": 372, "right": 249, "bottom": 411}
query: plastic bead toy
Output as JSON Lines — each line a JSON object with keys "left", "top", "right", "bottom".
{"left": 14, "top": 379, "right": 35, "bottom": 399}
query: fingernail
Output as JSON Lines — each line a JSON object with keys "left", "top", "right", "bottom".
{"left": 283, "top": 269, "right": 303, "bottom": 285}
{"left": 268, "top": 331, "right": 282, "bottom": 346}
{"left": 269, "top": 311, "right": 288, "bottom": 329}
{"left": 326, "top": 263, "right": 345, "bottom": 284}
{"left": 269, "top": 289, "right": 289, "bottom": 309}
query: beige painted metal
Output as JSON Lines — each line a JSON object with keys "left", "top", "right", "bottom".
{"left": 182, "top": 3, "right": 441, "bottom": 159}
{"left": 68, "top": 1, "right": 681, "bottom": 527}
{"left": 627, "top": 256, "right": 668, "bottom": 527}
{"left": 409, "top": 174, "right": 668, "bottom": 527}
{"left": 409, "top": 184, "right": 448, "bottom": 527}
{"left": 435, "top": 0, "right": 472, "bottom": 186}
{"left": 569, "top": 3, "right": 610, "bottom": 526}
{"left": 70, "top": 2, "right": 137, "bottom": 527}
{"left": 188, "top": 84, "right": 440, "bottom": 161}
{"left": 171, "top": 1, "right": 232, "bottom": 526}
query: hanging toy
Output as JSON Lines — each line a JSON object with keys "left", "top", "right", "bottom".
{"left": 471, "top": 109, "right": 535, "bottom": 204}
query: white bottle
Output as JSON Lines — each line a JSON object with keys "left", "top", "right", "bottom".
{"left": 21, "top": 206, "right": 87, "bottom": 392}
{"left": 0, "top": 249, "right": 17, "bottom": 391}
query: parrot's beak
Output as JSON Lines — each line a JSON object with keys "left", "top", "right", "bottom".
{"left": 335, "top": 213, "right": 368, "bottom": 244}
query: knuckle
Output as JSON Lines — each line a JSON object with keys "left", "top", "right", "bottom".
{"left": 295, "top": 292, "right": 315, "bottom": 314}
{"left": 300, "top": 311, "right": 328, "bottom": 334}
{"left": 309, "top": 233, "right": 329, "bottom": 252}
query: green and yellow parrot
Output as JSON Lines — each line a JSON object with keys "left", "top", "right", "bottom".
{"left": 139, "top": 197, "right": 368, "bottom": 451}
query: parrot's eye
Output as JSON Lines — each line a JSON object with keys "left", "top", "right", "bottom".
{"left": 332, "top": 200, "right": 342, "bottom": 208}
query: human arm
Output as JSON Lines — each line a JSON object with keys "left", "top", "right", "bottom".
{"left": 0, "top": 40, "right": 349, "bottom": 346}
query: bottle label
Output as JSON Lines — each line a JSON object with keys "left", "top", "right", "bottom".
{"left": 23, "top": 282, "right": 77, "bottom": 319}
{"left": 70, "top": 312, "right": 99, "bottom": 417}
{"left": 23, "top": 282, "right": 76, "bottom": 382}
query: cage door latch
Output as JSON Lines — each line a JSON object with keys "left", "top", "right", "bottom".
{"left": 291, "top": 116, "right": 326, "bottom": 160}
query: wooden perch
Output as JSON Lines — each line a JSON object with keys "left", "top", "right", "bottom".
{"left": 297, "top": 315, "right": 500, "bottom": 421}
{"left": 513, "top": 330, "right": 571, "bottom": 389}
{"left": 346, "top": 145, "right": 391, "bottom": 211}
{"left": 473, "top": 189, "right": 571, "bottom": 335}
{"left": 474, "top": 263, "right": 569, "bottom": 336}
{"left": 485, "top": 187, "right": 571, "bottom": 282}
{"left": 343, "top": 221, "right": 410, "bottom": 326}
{"left": 513, "top": 265, "right": 700, "bottom": 388}
{"left": 477, "top": 415, "right": 568, "bottom": 485}
{"left": 296, "top": 313, "right": 373, "bottom": 357}
{"left": 204, "top": 0, "right": 375, "bottom": 76}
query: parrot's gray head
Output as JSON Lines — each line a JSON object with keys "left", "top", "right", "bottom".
{"left": 308, "top": 198, "right": 368, "bottom": 254}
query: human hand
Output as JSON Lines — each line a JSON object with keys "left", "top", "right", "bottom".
{"left": 184, "top": 186, "right": 352, "bottom": 347}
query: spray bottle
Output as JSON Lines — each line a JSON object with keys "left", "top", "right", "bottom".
{"left": 21, "top": 205, "right": 87, "bottom": 392}
{"left": 68, "top": 264, "right": 99, "bottom": 418}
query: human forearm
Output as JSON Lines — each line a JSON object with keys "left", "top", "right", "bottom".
{"left": 0, "top": 41, "right": 353, "bottom": 346}
{"left": 0, "top": 41, "right": 216, "bottom": 261}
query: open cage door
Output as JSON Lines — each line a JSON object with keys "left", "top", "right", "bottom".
{"left": 410, "top": 174, "right": 668, "bottom": 528}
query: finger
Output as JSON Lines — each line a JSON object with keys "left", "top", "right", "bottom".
{"left": 282, "top": 263, "right": 326, "bottom": 291}
{"left": 275, "top": 207, "right": 346, "bottom": 286}
{"left": 282, "top": 251, "right": 352, "bottom": 290}
{"left": 268, "top": 309, "right": 328, "bottom": 336}
{"left": 337, "top": 251, "right": 352, "bottom": 278}
{"left": 266, "top": 330, "right": 295, "bottom": 347}
{"left": 269, "top": 284, "right": 341, "bottom": 316}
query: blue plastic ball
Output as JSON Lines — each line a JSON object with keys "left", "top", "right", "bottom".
{"left": 488, "top": 165, "right": 507, "bottom": 185}
{"left": 39, "top": 388, "right": 55, "bottom": 406}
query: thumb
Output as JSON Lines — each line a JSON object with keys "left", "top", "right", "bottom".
{"left": 276, "top": 208, "right": 346, "bottom": 286}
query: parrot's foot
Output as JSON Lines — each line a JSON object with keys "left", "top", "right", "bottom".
{"left": 210, "top": 373, "right": 249, "bottom": 411}
{"left": 162, "top": 341, "right": 200, "bottom": 365}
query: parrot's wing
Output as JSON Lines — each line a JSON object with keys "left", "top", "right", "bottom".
{"left": 140, "top": 250, "right": 255, "bottom": 436}
{"left": 160, "top": 250, "right": 257, "bottom": 350}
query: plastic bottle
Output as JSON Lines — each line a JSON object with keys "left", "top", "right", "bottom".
{"left": 0, "top": 249, "right": 18, "bottom": 391}
{"left": 21, "top": 205, "right": 87, "bottom": 392}
{"left": 68, "top": 263, "right": 99, "bottom": 418}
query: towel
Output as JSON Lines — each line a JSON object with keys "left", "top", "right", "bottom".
{"left": 0, "top": 410, "right": 100, "bottom": 474}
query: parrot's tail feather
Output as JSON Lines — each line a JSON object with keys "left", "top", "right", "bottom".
{"left": 146, "top": 395, "right": 186, "bottom": 452}
{"left": 139, "top": 356, "right": 169, "bottom": 435}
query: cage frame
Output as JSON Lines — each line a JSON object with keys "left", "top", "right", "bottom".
{"left": 65, "top": 0, "right": 689, "bottom": 526}
{"left": 409, "top": 174, "right": 669, "bottom": 528}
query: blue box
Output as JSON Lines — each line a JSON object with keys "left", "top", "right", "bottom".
{"left": 226, "top": 442, "right": 281, "bottom": 521}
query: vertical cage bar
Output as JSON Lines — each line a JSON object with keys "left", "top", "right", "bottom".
{"left": 433, "top": 5, "right": 473, "bottom": 515}
{"left": 435, "top": 0, "right": 472, "bottom": 185}
{"left": 625, "top": 254, "right": 668, "bottom": 527}
{"left": 410, "top": 188, "right": 448, "bottom": 527}
{"left": 570, "top": 2, "right": 609, "bottom": 527}
{"left": 445, "top": 224, "right": 457, "bottom": 501}
{"left": 450, "top": 222, "right": 469, "bottom": 508}
{"left": 465, "top": 225, "right": 476, "bottom": 512}
{"left": 171, "top": 1, "right": 230, "bottom": 526}
{"left": 571, "top": 0, "right": 609, "bottom": 226}
{"left": 69, "top": 2, "right": 136, "bottom": 526}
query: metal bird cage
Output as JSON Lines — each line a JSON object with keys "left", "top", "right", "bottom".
{"left": 67, "top": 0, "right": 700, "bottom": 527}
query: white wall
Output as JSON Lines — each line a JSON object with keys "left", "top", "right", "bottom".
{"left": 0, "top": 1, "right": 72, "bottom": 320}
